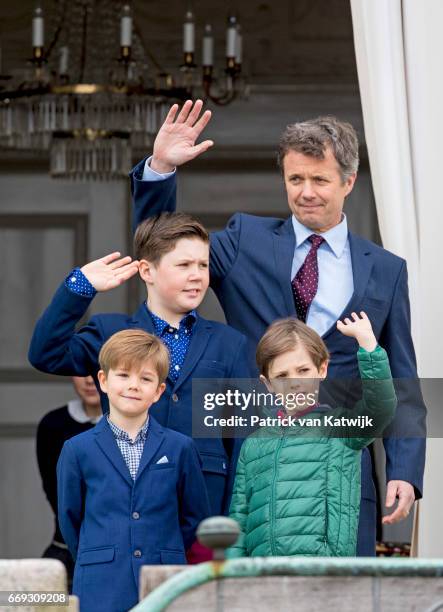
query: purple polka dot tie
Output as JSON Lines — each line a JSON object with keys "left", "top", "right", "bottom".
{"left": 291, "top": 234, "right": 325, "bottom": 322}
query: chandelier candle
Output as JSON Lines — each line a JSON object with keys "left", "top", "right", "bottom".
{"left": 32, "top": 6, "right": 44, "bottom": 48}
{"left": 202, "top": 24, "right": 214, "bottom": 68}
{"left": 120, "top": 4, "right": 132, "bottom": 58}
{"left": 226, "top": 15, "right": 237, "bottom": 69}
{"left": 183, "top": 10, "right": 195, "bottom": 66}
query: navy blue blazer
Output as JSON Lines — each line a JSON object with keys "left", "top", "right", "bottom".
{"left": 130, "top": 162, "right": 426, "bottom": 505}
{"left": 57, "top": 416, "right": 210, "bottom": 612}
{"left": 29, "top": 282, "right": 252, "bottom": 516}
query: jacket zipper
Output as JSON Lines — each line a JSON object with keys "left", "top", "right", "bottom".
{"left": 324, "top": 495, "right": 329, "bottom": 552}
{"left": 323, "top": 443, "right": 330, "bottom": 553}
{"left": 270, "top": 429, "right": 285, "bottom": 555}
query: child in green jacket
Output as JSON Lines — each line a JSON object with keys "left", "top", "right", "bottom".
{"left": 228, "top": 312, "right": 396, "bottom": 557}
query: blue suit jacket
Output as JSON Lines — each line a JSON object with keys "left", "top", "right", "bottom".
{"left": 130, "top": 162, "right": 426, "bottom": 507}
{"left": 29, "top": 283, "right": 251, "bottom": 516}
{"left": 57, "top": 416, "right": 209, "bottom": 612}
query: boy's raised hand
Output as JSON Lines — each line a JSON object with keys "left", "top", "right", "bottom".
{"left": 81, "top": 252, "right": 139, "bottom": 292}
{"left": 336, "top": 311, "right": 377, "bottom": 352}
{"left": 150, "top": 99, "right": 214, "bottom": 174}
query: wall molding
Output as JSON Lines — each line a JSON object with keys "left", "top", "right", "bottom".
{"left": 0, "top": 214, "right": 88, "bottom": 266}
{"left": 0, "top": 213, "right": 88, "bottom": 382}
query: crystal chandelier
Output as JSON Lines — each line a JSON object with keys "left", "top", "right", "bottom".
{"left": 0, "top": 2, "right": 247, "bottom": 180}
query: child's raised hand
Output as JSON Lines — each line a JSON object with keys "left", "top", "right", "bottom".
{"left": 81, "top": 252, "right": 139, "bottom": 292}
{"left": 336, "top": 311, "right": 377, "bottom": 352}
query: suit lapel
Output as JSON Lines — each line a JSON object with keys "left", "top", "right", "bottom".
{"left": 172, "top": 317, "right": 212, "bottom": 393}
{"left": 94, "top": 418, "right": 133, "bottom": 487}
{"left": 131, "top": 302, "right": 156, "bottom": 333}
{"left": 346, "top": 232, "right": 374, "bottom": 312}
{"left": 322, "top": 231, "right": 374, "bottom": 340}
{"left": 135, "top": 416, "right": 165, "bottom": 480}
{"left": 272, "top": 217, "right": 297, "bottom": 316}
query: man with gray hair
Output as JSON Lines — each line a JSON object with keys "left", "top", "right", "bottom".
{"left": 277, "top": 115, "right": 359, "bottom": 178}
{"left": 130, "top": 100, "right": 425, "bottom": 556}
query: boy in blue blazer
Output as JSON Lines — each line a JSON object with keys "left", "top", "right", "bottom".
{"left": 29, "top": 213, "right": 251, "bottom": 526}
{"left": 57, "top": 329, "right": 210, "bottom": 612}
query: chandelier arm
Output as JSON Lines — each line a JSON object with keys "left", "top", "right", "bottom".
{"left": 0, "top": 84, "right": 50, "bottom": 100}
{"left": 44, "top": 0, "right": 69, "bottom": 61}
{"left": 79, "top": 2, "right": 89, "bottom": 83}
{"left": 132, "top": 22, "right": 166, "bottom": 75}
{"left": 203, "top": 80, "right": 237, "bottom": 106}
{"left": 206, "top": 91, "right": 237, "bottom": 106}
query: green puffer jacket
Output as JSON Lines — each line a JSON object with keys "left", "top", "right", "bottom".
{"left": 228, "top": 346, "right": 396, "bottom": 558}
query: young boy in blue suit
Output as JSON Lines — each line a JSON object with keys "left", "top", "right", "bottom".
{"left": 57, "top": 329, "right": 210, "bottom": 612}
{"left": 29, "top": 213, "right": 251, "bottom": 534}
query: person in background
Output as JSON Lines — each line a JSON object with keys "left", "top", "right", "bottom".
{"left": 36, "top": 375, "right": 102, "bottom": 588}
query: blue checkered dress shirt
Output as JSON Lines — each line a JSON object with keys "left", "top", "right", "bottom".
{"left": 107, "top": 415, "right": 149, "bottom": 480}
{"left": 149, "top": 308, "right": 196, "bottom": 382}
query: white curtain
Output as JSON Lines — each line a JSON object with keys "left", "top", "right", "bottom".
{"left": 351, "top": 0, "right": 443, "bottom": 556}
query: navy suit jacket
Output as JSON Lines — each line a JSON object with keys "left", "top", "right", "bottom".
{"left": 57, "top": 416, "right": 209, "bottom": 612}
{"left": 29, "top": 282, "right": 251, "bottom": 515}
{"left": 130, "top": 161, "right": 426, "bottom": 505}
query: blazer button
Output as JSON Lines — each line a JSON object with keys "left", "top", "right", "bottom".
{"left": 134, "top": 549, "right": 142, "bottom": 558}
{"left": 132, "top": 511, "right": 140, "bottom": 520}
{"left": 172, "top": 393, "right": 179, "bottom": 402}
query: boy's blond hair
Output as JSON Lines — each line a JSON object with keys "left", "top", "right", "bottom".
{"left": 256, "top": 318, "right": 329, "bottom": 378}
{"left": 99, "top": 329, "right": 169, "bottom": 382}
{"left": 134, "top": 212, "right": 209, "bottom": 265}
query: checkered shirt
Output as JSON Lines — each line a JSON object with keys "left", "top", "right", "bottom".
{"left": 107, "top": 415, "right": 149, "bottom": 480}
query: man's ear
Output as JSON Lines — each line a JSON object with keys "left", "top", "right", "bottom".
{"left": 138, "top": 259, "right": 155, "bottom": 284}
{"left": 97, "top": 370, "right": 108, "bottom": 393}
{"left": 260, "top": 374, "right": 274, "bottom": 394}
{"left": 344, "top": 172, "right": 357, "bottom": 197}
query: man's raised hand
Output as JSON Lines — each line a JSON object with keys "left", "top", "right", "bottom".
{"left": 81, "top": 253, "right": 139, "bottom": 292}
{"left": 150, "top": 99, "right": 213, "bottom": 173}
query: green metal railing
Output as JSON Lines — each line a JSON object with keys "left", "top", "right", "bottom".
{"left": 131, "top": 557, "right": 443, "bottom": 612}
